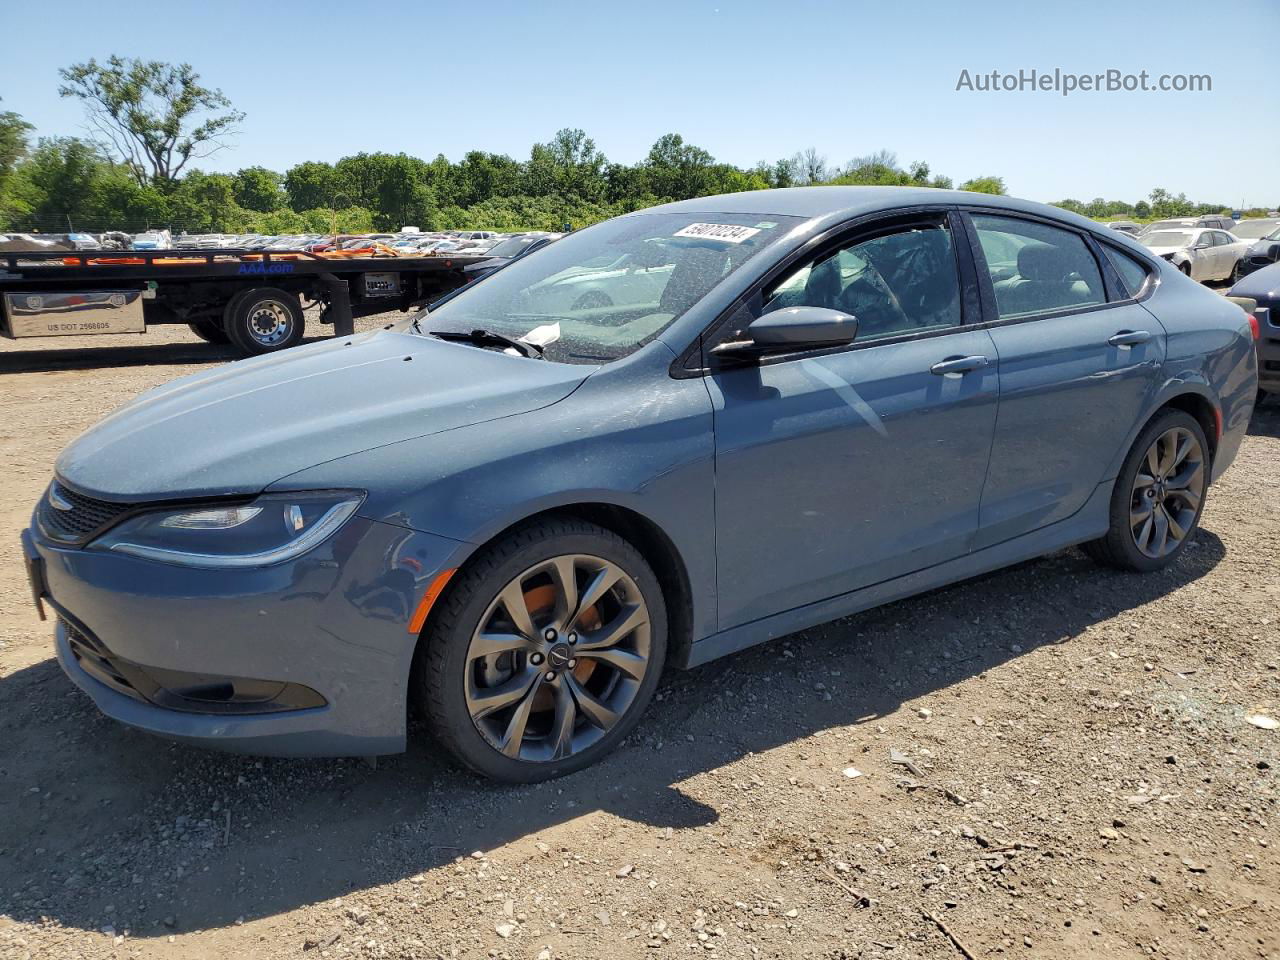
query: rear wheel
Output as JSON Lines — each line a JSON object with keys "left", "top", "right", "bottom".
{"left": 1179, "top": 262, "right": 1192, "bottom": 278}
{"left": 416, "top": 518, "right": 667, "bottom": 782}
{"left": 224, "top": 287, "right": 305, "bottom": 355}
{"left": 1082, "top": 410, "right": 1209, "bottom": 572}
{"left": 187, "top": 319, "right": 230, "bottom": 344}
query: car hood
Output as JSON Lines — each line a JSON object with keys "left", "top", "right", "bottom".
{"left": 1142, "top": 245, "right": 1188, "bottom": 257}
{"left": 1246, "top": 239, "right": 1280, "bottom": 256}
{"left": 55, "top": 329, "right": 594, "bottom": 502}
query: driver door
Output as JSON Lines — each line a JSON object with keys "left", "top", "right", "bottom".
{"left": 704, "top": 213, "right": 1000, "bottom": 631}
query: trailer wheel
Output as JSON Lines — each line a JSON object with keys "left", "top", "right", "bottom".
{"left": 188, "top": 320, "right": 231, "bottom": 345}
{"left": 225, "top": 287, "right": 305, "bottom": 355}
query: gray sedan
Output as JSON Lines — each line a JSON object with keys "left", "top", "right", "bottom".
{"left": 24, "top": 187, "right": 1257, "bottom": 781}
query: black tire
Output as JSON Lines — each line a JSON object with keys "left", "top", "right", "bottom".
{"left": 414, "top": 517, "right": 668, "bottom": 782}
{"left": 1082, "top": 409, "right": 1209, "bottom": 572}
{"left": 187, "top": 319, "right": 230, "bottom": 345}
{"left": 1179, "top": 262, "right": 1191, "bottom": 277}
{"left": 1229, "top": 260, "right": 1242, "bottom": 284}
{"left": 224, "top": 287, "right": 305, "bottom": 355}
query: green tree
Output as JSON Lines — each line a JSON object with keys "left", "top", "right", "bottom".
{"left": 526, "top": 128, "right": 607, "bottom": 202}
{"left": 0, "top": 102, "right": 35, "bottom": 227}
{"left": 167, "top": 169, "right": 241, "bottom": 232}
{"left": 284, "top": 160, "right": 342, "bottom": 211}
{"left": 639, "top": 133, "right": 721, "bottom": 200}
{"left": 58, "top": 56, "right": 244, "bottom": 188}
{"left": 16, "top": 137, "right": 112, "bottom": 231}
{"left": 1148, "top": 187, "right": 1192, "bottom": 218}
{"left": 233, "top": 166, "right": 284, "bottom": 212}
{"left": 959, "top": 176, "right": 1007, "bottom": 195}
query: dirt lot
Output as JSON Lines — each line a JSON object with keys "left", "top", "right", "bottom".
{"left": 0, "top": 314, "right": 1277, "bottom": 960}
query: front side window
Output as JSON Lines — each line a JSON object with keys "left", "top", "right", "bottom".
{"left": 971, "top": 214, "right": 1105, "bottom": 319}
{"left": 761, "top": 219, "right": 962, "bottom": 342}
{"left": 416, "top": 212, "right": 800, "bottom": 364}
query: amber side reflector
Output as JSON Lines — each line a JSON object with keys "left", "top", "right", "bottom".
{"left": 407, "top": 568, "right": 457, "bottom": 634}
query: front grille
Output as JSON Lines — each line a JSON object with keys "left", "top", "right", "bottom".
{"left": 37, "top": 480, "right": 134, "bottom": 545}
{"left": 62, "top": 618, "right": 150, "bottom": 704}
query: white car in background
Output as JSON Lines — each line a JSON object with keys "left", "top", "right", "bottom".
{"left": 1139, "top": 227, "right": 1249, "bottom": 283}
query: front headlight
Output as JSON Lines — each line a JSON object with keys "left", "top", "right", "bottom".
{"left": 93, "top": 490, "right": 364, "bottom": 568}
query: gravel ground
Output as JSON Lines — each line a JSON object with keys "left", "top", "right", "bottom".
{"left": 0, "top": 310, "right": 1277, "bottom": 960}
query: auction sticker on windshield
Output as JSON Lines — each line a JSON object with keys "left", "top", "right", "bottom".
{"left": 673, "top": 223, "right": 762, "bottom": 244}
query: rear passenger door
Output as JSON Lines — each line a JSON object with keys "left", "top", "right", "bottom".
{"left": 1210, "top": 231, "right": 1237, "bottom": 279}
{"left": 964, "top": 212, "right": 1166, "bottom": 548}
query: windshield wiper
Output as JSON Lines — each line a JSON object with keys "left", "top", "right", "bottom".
{"left": 428, "top": 328, "right": 545, "bottom": 359}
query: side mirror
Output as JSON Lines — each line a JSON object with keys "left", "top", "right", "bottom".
{"left": 711, "top": 306, "right": 859, "bottom": 362}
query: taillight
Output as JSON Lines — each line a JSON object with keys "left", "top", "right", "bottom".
{"left": 1248, "top": 313, "right": 1260, "bottom": 340}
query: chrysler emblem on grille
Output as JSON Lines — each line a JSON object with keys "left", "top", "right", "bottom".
{"left": 48, "top": 486, "right": 74, "bottom": 511}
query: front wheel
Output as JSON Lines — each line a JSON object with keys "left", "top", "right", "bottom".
{"left": 1082, "top": 410, "right": 1209, "bottom": 571}
{"left": 415, "top": 518, "right": 667, "bottom": 782}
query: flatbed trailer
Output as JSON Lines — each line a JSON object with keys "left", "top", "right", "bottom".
{"left": 0, "top": 248, "right": 484, "bottom": 356}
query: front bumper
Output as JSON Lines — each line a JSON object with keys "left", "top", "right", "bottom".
{"left": 23, "top": 516, "right": 468, "bottom": 757}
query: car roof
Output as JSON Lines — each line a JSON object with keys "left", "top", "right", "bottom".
{"left": 637, "top": 186, "right": 1106, "bottom": 234}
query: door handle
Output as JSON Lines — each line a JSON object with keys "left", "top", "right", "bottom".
{"left": 1108, "top": 329, "right": 1152, "bottom": 347}
{"left": 930, "top": 355, "right": 989, "bottom": 376}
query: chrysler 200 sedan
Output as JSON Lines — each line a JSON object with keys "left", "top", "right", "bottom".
{"left": 24, "top": 188, "right": 1258, "bottom": 782}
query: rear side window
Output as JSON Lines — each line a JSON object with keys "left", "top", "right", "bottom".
{"left": 971, "top": 215, "right": 1106, "bottom": 319}
{"left": 1101, "top": 245, "right": 1153, "bottom": 299}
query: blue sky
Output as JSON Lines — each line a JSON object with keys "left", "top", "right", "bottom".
{"left": 4, "top": 0, "right": 1278, "bottom": 206}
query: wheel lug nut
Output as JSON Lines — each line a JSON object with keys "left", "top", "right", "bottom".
{"left": 544, "top": 628, "right": 557, "bottom": 641}
{"left": 567, "top": 659, "right": 577, "bottom": 668}
{"left": 568, "top": 633, "right": 578, "bottom": 645}
{"left": 530, "top": 653, "right": 543, "bottom": 665}
{"left": 545, "top": 671, "right": 556, "bottom": 681}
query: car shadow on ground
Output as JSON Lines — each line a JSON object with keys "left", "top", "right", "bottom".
{"left": 1248, "top": 394, "right": 1280, "bottom": 437}
{"left": 0, "top": 531, "right": 1226, "bottom": 938}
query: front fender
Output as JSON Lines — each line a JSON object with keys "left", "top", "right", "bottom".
{"left": 273, "top": 344, "right": 720, "bottom": 640}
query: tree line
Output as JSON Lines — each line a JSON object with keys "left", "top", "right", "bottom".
{"left": 0, "top": 57, "right": 1267, "bottom": 238}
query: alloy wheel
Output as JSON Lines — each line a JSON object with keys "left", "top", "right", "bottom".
{"left": 464, "top": 554, "right": 651, "bottom": 762}
{"left": 1129, "top": 426, "right": 1205, "bottom": 559}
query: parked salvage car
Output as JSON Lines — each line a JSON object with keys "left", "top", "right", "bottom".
{"left": 1139, "top": 227, "right": 1249, "bottom": 282}
{"left": 23, "top": 187, "right": 1256, "bottom": 781}
{"left": 1104, "top": 221, "right": 1141, "bottom": 236}
{"left": 1229, "top": 262, "right": 1280, "bottom": 397}
{"left": 461, "top": 233, "right": 559, "bottom": 283}
{"left": 1229, "top": 219, "right": 1280, "bottom": 278}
